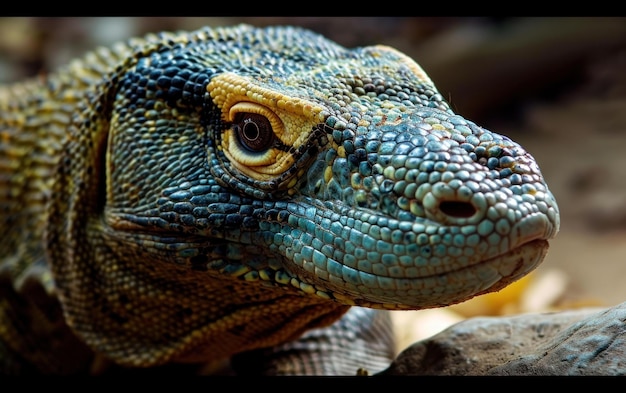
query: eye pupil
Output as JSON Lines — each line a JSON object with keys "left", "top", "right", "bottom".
{"left": 234, "top": 113, "right": 274, "bottom": 152}
{"left": 242, "top": 121, "right": 260, "bottom": 141}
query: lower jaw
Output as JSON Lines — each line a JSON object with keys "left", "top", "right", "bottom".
{"left": 327, "top": 239, "right": 550, "bottom": 310}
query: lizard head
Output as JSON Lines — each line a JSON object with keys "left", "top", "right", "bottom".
{"left": 102, "top": 25, "right": 560, "bottom": 311}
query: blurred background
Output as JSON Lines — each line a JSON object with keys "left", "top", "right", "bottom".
{"left": 1, "top": 16, "right": 625, "bottom": 349}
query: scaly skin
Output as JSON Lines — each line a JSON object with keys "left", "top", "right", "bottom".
{"left": 0, "top": 24, "right": 559, "bottom": 374}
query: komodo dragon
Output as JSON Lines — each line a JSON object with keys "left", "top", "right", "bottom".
{"left": 0, "top": 24, "right": 560, "bottom": 375}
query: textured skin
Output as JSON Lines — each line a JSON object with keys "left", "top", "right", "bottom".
{"left": 0, "top": 24, "right": 560, "bottom": 375}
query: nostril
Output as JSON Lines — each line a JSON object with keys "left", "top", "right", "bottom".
{"left": 439, "top": 201, "right": 477, "bottom": 218}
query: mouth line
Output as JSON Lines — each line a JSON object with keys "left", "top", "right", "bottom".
{"left": 449, "top": 237, "right": 551, "bottom": 300}
{"left": 477, "top": 237, "right": 549, "bottom": 272}
{"left": 414, "top": 237, "right": 550, "bottom": 281}
{"left": 110, "top": 205, "right": 554, "bottom": 289}
{"left": 324, "top": 237, "right": 551, "bottom": 310}
{"left": 111, "top": 208, "right": 555, "bottom": 272}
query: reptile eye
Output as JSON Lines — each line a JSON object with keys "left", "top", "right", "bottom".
{"left": 234, "top": 112, "right": 275, "bottom": 152}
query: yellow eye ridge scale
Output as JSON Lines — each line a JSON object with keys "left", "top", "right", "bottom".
{"left": 0, "top": 24, "right": 559, "bottom": 375}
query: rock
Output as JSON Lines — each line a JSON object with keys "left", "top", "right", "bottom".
{"left": 380, "top": 301, "right": 626, "bottom": 375}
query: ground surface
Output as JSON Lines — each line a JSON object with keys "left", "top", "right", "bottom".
{"left": 1, "top": 16, "right": 625, "bottom": 351}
